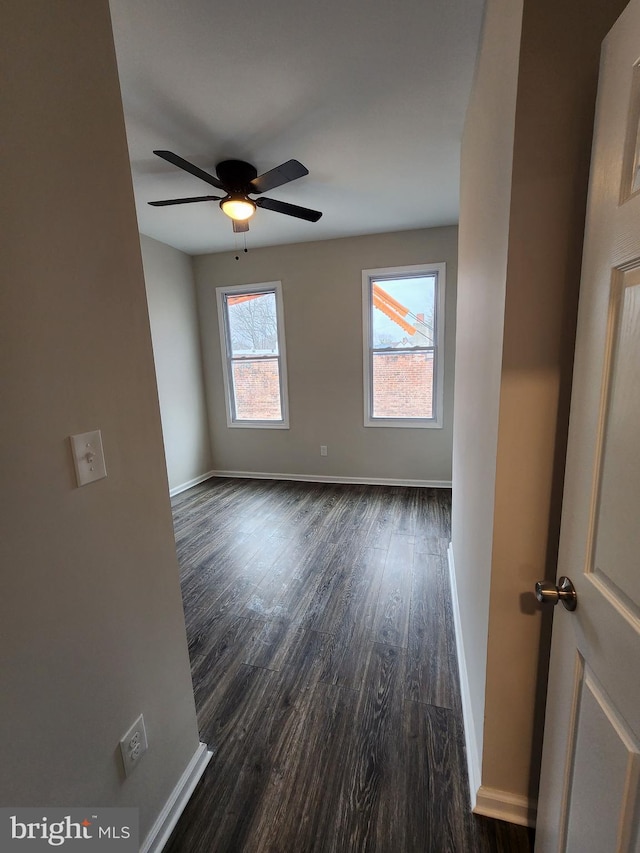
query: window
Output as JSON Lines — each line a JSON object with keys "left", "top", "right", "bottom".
{"left": 216, "top": 281, "right": 289, "bottom": 428}
{"left": 362, "top": 263, "right": 445, "bottom": 428}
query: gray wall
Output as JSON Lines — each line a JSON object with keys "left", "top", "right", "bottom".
{"left": 452, "top": 0, "right": 523, "bottom": 797}
{"left": 482, "top": 0, "right": 629, "bottom": 804}
{"left": 454, "top": 0, "right": 629, "bottom": 816}
{"left": 0, "top": 2, "right": 200, "bottom": 840}
{"left": 141, "top": 234, "right": 213, "bottom": 492}
{"left": 194, "top": 227, "right": 457, "bottom": 483}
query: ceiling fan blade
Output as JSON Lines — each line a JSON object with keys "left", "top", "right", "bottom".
{"left": 153, "top": 150, "right": 225, "bottom": 190}
{"left": 233, "top": 220, "right": 250, "bottom": 233}
{"left": 250, "top": 159, "right": 309, "bottom": 194}
{"left": 255, "top": 196, "right": 322, "bottom": 222}
{"left": 148, "top": 194, "right": 223, "bottom": 206}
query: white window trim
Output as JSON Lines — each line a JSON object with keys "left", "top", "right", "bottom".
{"left": 216, "top": 280, "right": 290, "bottom": 429}
{"left": 362, "top": 263, "right": 445, "bottom": 429}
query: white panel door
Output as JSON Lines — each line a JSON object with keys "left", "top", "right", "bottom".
{"left": 536, "top": 2, "right": 640, "bottom": 850}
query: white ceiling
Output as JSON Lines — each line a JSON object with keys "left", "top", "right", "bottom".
{"left": 109, "top": 0, "right": 485, "bottom": 256}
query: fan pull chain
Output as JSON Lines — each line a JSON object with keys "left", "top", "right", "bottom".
{"left": 234, "top": 232, "right": 248, "bottom": 260}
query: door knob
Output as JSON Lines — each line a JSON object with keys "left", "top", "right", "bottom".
{"left": 535, "top": 576, "right": 577, "bottom": 611}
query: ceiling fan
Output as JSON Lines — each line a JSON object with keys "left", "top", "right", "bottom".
{"left": 148, "top": 150, "right": 322, "bottom": 233}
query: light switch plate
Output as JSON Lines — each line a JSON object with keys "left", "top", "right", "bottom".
{"left": 70, "top": 430, "right": 107, "bottom": 487}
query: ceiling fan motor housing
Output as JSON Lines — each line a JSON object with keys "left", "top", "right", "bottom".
{"left": 216, "top": 159, "right": 258, "bottom": 193}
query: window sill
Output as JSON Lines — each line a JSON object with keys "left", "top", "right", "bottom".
{"left": 364, "top": 418, "right": 442, "bottom": 429}
{"left": 227, "top": 420, "right": 290, "bottom": 429}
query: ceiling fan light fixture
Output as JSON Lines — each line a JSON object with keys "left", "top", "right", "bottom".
{"left": 220, "top": 196, "right": 256, "bottom": 221}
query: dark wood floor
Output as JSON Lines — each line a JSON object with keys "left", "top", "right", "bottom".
{"left": 165, "top": 478, "right": 534, "bottom": 853}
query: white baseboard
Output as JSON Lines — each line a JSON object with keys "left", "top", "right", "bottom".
{"left": 474, "top": 785, "right": 537, "bottom": 828}
{"left": 140, "top": 742, "right": 212, "bottom": 853}
{"left": 211, "top": 470, "right": 452, "bottom": 488}
{"left": 169, "top": 471, "right": 216, "bottom": 497}
{"left": 447, "top": 542, "right": 481, "bottom": 810}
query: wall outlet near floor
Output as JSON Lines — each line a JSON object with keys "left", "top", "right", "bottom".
{"left": 320, "top": 445, "right": 328, "bottom": 457}
{"left": 119, "top": 713, "right": 148, "bottom": 777}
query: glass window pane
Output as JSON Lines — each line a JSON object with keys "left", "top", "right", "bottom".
{"left": 226, "top": 291, "right": 279, "bottom": 357}
{"left": 371, "top": 276, "right": 435, "bottom": 350}
{"left": 231, "top": 358, "right": 282, "bottom": 420}
{"left": 372, "top": 350, "right": 433, "bottom": 419}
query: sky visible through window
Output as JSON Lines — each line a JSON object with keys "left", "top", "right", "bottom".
{"left": 372, "top": 275, "right": 435, "bottom": 349}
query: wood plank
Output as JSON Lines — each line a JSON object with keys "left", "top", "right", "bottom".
{"left": 371, "top": 532, "right": 414, "bottom": 648}
{"left": 360, "top": 485, "right": 397, "bottom": 551}
{"left": 186, "top": 575, "right": 259, "bottom": 657}
{"left": 417, "top": 486, "right": 452, "bottom": 538}
{"left": 397, "top": 701, "right": 470, "bottom": 852}
{"left": 243, "top": 621, "right": 338, "bottom": 685}
{"left": 190, "top": 615, "right": 264, "bottom": 708}
{"left": 163, "top": 663, "right": 281, "bottom": 853}
{"left": 319, "top": 546, "right": 387, "bottom": 689}
{"left": 392, "top": 483, "right": 420, "bottom": 536}
{"left": 331, "top": 642, "right": 405, "bottom": 851}
{"left": 190, "top": 631, "right": 346, "bottom": 852}
{"left": 405, "top": 553, "right": 456, "bottom": 708}
{"left": 283, "top": 537, "right": 363, "bottom": 628}
{"left": 244, "top": 682, "right": 359, "bottom": 852}
{"left": 242, "top": 535, "right": 336, "bottom": 620}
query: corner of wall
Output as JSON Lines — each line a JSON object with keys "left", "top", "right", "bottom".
{"left": 451, "top": 0, "right": 524, "bottom": 816}
{"left": 447, "top": 543, "right": 482, "bottom": 808}
{"left": 140, "top": 234, "right": 214, "bottom": 490}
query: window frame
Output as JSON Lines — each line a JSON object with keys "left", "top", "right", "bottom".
{"left": 216, "top": 280, "right": 290, "bottom": 429}
{"left": 362, "top": 263, "right": 446, "bottom": 429}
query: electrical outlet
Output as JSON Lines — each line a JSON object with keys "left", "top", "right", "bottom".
{"left": 320, "top": 445, "right": 328, "bottom": 457}
{"left": 119, "top": 714, "right": 148, "bottom": 777}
